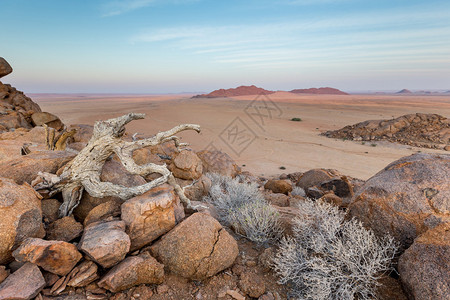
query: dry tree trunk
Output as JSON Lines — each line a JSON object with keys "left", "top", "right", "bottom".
{"left": 44, "top": 124, "right": 77, "bottom": 151}
{"left": 33, "top": 113, "right": 201, "bottom": 217}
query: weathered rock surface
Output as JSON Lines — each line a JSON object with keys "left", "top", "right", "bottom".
{"left": 0, "top": 126, "right": 46, "bottom": 144}
{"left": 263, "top": 191, "right": 290, "bottom": 207}
{"left": 31, "top": 112, "right": 64, "bottom": 130}
{"left": 176, "top": 175, "right": 211, "bottom": 202}
{"left": 151, "top": 212, "right": 238, "bottom": 280}
{"left": 348, "top": 153, "right": 450, "bottom": 251}
{"left": 0, "top": 58, "right": 12, "bottom": 79}
{"left": 320, "top": 177, "right": 353, "bottom": 198}
{"left": 0, "top": 178, "right": 44, "bottom": 264}
{"left": 169, "top": 149, "right": 203, "bottom": 180}
{"left": 78, "top": 220, "right": 130, "bottom": 268}
{"left": 98, "top": 252, "right": 164, "bottom": 292}
{"left": 296, "top": 169, "right": 338, "bottom": 190}
{"left": 13, "top": 238, "right": 82, "bottom": 276}
{"left": 197, "top": 150, "right": 240, "bottom": 177}
{"left": 46, "top": 216, "right": 83, "bottom": 242}
{"left": 121, "top": 185, "right": 177, "bottom": 251}
{"left": 264, "top": 179, "right": 292, "bottom": 195}
{"left": 323, "top": 113, "right": 450, "bottom": 149}
{"left": 0, "top": 150, "right": 75, "bottom": 184}
{"left": 67, "top": 124, "right": 93, "bottom": 144}
{"left": 83, "top": 200, "right": 121, "bottom": 227}
{"left": 0, "top": 267, "right": 8, "bottom": 285}
{"left": 0, "top": 262, "right": 45, "bottom": 300}
{"left": 67, "top": 261, "right": 99, "bottom": 288}
{"left": 398, "top": 222, "right": 450, "bottom": 300}
{"left": 74, "top": 160, "right": 147, "bottom": 221}
{"left": 41, "top": 199, "right": 61, "bottom": 224}
{"left": 239, "top": 272, "right": 266, "bottom": 298}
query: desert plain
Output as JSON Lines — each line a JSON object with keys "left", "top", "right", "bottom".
{"left": 32, "top": 92, "right": 450, "bottom": 180}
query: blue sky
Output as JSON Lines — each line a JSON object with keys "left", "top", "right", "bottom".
{"left": 1, "top": 0, "right": 450, "bottom": 93}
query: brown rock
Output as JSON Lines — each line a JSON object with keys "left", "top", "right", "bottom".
{"left": 13, "top": 238, "right": 82, "bottom": 276}
{"left": 0, "top": 127, "right": 46, "bottom": 144}
{"left": 272, "top": 205, "right": 300, "bottom": 236}
{"left": 264, "top": 179, "right": 292, "bottom": 195}
{"left": 131, "top": 147, "right": 164, "bottom": 166}
{"left": 67, "top": 124, "right": 93, "bottom": 144}
{"left": 121, "top": 185, "right": 177, "bottom": 251}
{"left": 98, "top": 252, "right": 164, "bottom": 292}
{"left": 74, "top": 160, "right": 146, "bottom": 221}
{"left": 263, "top": 191, "right": 290, "bottom": 207}
{"left": 41, "top": 199, "right": 61, "bottom": 224}
{"left": 0, "top": 178, "right": 44, "bottom": 264}
{"left": 78, "top": 220, "right": 130, "bottom": 268}
{"left": 67, "top": 261, "right": 98, "bottom": 288}
{"left": 320, "top": 177, "right": 353, "bottom": 198}
{"left": 444, "top": 145, "right": 450, "bottom": 151}
{"left": 0, "top": 151, "right": 75, "bottom": 185}
{"left": 0, "top": 262, "right": 45, "bottom": 300}
{"left": 0, "top": 267, "right": 8, "bottom": 285}
{"left": 398, "top": 222, "right": 450, "bottom": 300}
{"left": 151, "top": 212, "right": 238, "bottom": 280}
{"left": 226, "top": 290, "right": 245, "bottom": 300}
{"left": 296, "top": 169, "right": 337, "bottom": 189}
{"left": 239, "top": 272, "right": 266, "bottom": 298}
{"left": 176, "top": 175, "right": 212, "bottom": 202}
{"left": 197, "top": 150, "right": 240, "bottom": 177}
{"left": 348, "top": 153, "right": 450, "bottom": 251}
{"left": 306, "top": 186, "right": 324, "bottom": 199}
{"left": 319, "top": 193, "right": 345, "bottom": 207}
{"left": 0, "top": 58, "right": 12, "bottom": 78}
{"left": 31, "top": 112, "right": 64, "bottom": 130}
{"left": 46, "top": 216, "right": 83, "bottom": 242}
{"left": 169, "top": 150, "right": 203, "bottom": 180}
{"left": 83, "top": 200, "right": 121, "bottom": 227}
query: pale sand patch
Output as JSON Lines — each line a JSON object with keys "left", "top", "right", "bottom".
{"left": 32, "top": 92, "right": 450, "bottom": 180}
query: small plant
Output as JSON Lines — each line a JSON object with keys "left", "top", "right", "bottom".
{"left": 279, "top": 166, "right": 286, "bottom": 170}
{"left": 371, "top": 143, "right": 377, "bottom": 147}
{"left": 204, "top": 173, "right": 283, "bottom": 245}
{"left": 291, "top": 117, "right": 302, "bottom": 122}
{"left": 361, "top": 141, "right": 366, "bottom": 145}
{"left": 273, "top": 199, "right": 397, "bottom": 300}
{"left": 291, "top": 186, "right": 306, "bottom": 197}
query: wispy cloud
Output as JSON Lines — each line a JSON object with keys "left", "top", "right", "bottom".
{"left": 101, "top": 0, "right": 199, "bottom": 17}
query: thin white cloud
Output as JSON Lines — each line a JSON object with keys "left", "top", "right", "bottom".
{"left": 101, "top": 0, "right": 199, "bottom": 17}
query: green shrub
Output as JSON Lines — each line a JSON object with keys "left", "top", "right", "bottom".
{"left": 291, "top": 117, "right": 302, "bottom": 121}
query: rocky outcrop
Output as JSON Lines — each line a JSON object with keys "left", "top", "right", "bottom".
{"left": 12, "top": 238, "right": 82, "bottom": 276}
{"left": 0, "top": 58, "right": 12, "bottom": 78}
{"left": 192, "top": 85, "right": 274, "bottom": 98}
{"left": 78, "top": 220, "right": 131, "bottom": 268}
{"left": 348, "top": 153, "right": 450, "bottom": 251}
{"left": 0, "top": 178, "right": 44, "bottom": 264}
{"left": 98, "top": 252, "right": 164, "bottom": 292}
{"left": 151, "top": 212, "right": 238, "bottom": 280}
{"left": 290, "top": 87, "right": 348, "bottom": 95}
{"left": 197, "top": 150, "right": 240, "bottom": 177}
{"left": 323, "top": 113, "right": 450, "bottom": 150}
{"left": 0, "top": 262, "right": 45, "bottom": 300}
{"left": 398, "top": 222, "right": 450, "bottom": 300}
{"left": 121, "top": 185, "right": 177, "bottom": 251}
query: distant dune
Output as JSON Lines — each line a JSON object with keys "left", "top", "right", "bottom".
{"left": 192, "top": 85, "right": 274, "bottom": 98}
{"left": 397, "top": 89, "right": 412, "bottom": 94}
{"left": 290, "top": 87, "right": 348, "bottom": 95}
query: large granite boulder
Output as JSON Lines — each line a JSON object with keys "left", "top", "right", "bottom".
{"left": 169, "top": 149, "right": 203, "bottom": 180}
{"left": 0, "top": 178, "right": 44, "bottom": 264}
{"left": 348, "top": 153, "right": 450, "bottom": 251}
{"left": 151, "top": 212, "right": 238, "bottom": 280}
{"left": 398, "top": 222, "right": 450, "bottom": 300}
{"left": 31, "top": 112, "right": 64, "bottom": 130}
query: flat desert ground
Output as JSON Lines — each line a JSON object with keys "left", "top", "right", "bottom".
{"left": 32, "top": 92, "right": 450, "bottom": 180}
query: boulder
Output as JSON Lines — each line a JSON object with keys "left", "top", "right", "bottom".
{"left": 73, "top": 160, "right": 146, "bottom": 221}
{"left": 98, "top": 252, "right": 164, "bottom": 292}
{"left": 41, "top": 199, "right": 61, "bottom": 224}
{"left": 0, "top": 140, "right": 46, "bottom": 163}
{"left": 83, "top": 200, "right": 121, "bottom": 227}
{"left": 264, "top": 179, "right": 292, "bottom": 195}
{"left": 168, "top": 150, "right": 203, "bottom": 180}
{"left": 296, "top": 169, "right": 338, "bottom": 189}
{"left": 263, "top": 191, "right": 290, "bottom": 207}
{"left": 176, "top": 175, "right": 211, "bottom": 202}
{"left": 30, "top": 112, "right": 64, "bottom": 130}
{"left": 398, "top": 222, "right": 450, "bottom": 300}
{"left": 0, "top": 178, "right": 44, "bottom": 264}
{"left": 0, "top": 58, "right": 12, "bottom": 78}
{"left": 306, "top": 186, "right": 324, "bottom": 199}
{"left": 320, "top": 177, "right": 353, "bottom": 198}
{"left": 0, "top": 127, "right": 46, "bottom": 144}
{"left": 348, "top": 153, "right": 450, "bottom": 251}
{"left": 121, "top": 185, "right": 177, "bottom": 251}
{"left": 132, "top": 147, "right": 163, "bottom": 166}
{"left": 196, "top": 150, "right": 240, "bottom": 177}
{"left": 0, "top": 150, "right": 75, "bottom": 184}
{"left": 0, "top": 262, "right": 45, "bottom": 300}
{"left": 67, "top": 261, "right": 99, "bottom": 288}
{"left": 67, "top": 124, "right": 93, "bottom": 144}
{"left": 46, "top": 216, "right": 83, "bottom": 242}
{"left": 78, "top": 220, "right": 130, "bottom": 268}
{"left": 12, "top": 238, "right": 82, "bottom": 276}
{"left": 151, "top": 212, "right": 238, "bottom": 280}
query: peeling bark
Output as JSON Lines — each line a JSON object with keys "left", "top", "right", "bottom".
{"left": 33, "top": 113, "right": 201, "bottom": 217}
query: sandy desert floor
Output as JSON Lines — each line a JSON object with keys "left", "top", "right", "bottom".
{"left": 31, "top": 92, "right": 450, "bottom": 180}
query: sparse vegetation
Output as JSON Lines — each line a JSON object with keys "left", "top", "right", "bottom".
{"left": 273, "top": 199, "right": 397, "bottom": 300}
{"left": 204, "top": 173, "right": 283, "bottom": 245}
{"left": 279, "top": 166, "right": 286, "bottom": 170}
{"left": 361, "top": 141, "right": 366, "bottom": 145}
{"left": 291, "top": 117, "right": 302, "bottom": 122}
{"left": 291, "top": 186, "right": 306, "bottom": 197}
{"left": 371, "top": 143, "right": 377, "bottom": 147}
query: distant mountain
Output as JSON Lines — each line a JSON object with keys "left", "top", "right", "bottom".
{"left": 289, "top": 87, "right": 348, "bottom": 95}
{"left": 397, "top": 89, "right": 412, "bottom": 94}
{"left": 192, "top": 85, "right": 274, "bottom": 98}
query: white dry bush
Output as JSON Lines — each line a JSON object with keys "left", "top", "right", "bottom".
{"left": 204, "top": 173, "right": 283, "bottom": 245}
{"left": 273, "top": 199, "right": 397, "bottom": 300}
{"left": 291, "top": 186, "right": 306, "bottom": 197}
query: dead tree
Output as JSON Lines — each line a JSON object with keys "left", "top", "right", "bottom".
{"left": 32, "top": 113, "right": 201, "bottom": 217}
{"left": 44, "top": 124, "right": 77, "bottom": 151}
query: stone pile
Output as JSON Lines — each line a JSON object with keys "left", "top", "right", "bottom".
{"left": 323, "top": 113, "right": 450, "bottom": 150}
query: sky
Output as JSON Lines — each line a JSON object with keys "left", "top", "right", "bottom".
{"left": 1, "top": 0, "right": 450, "bottom": 93}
